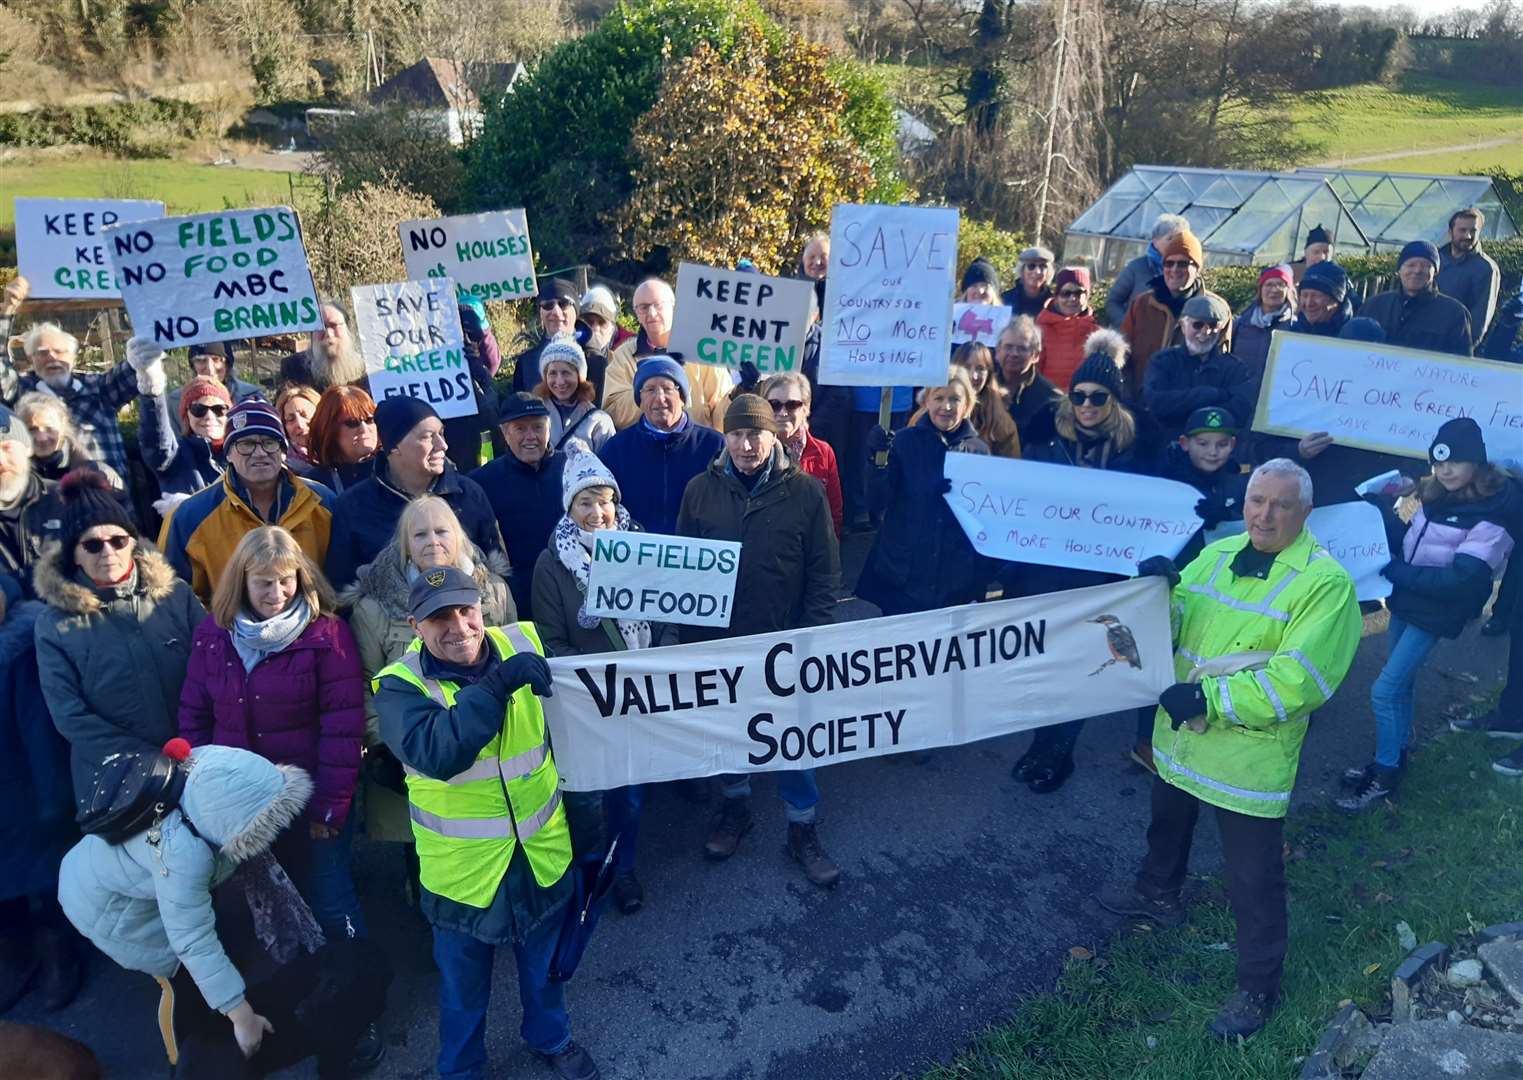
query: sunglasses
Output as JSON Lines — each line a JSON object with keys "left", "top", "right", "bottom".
{"left": 1187, "top": 318, "right": 1222, "bottom": 332}
{"left": 341, "top": 416, "right": 376, "bottom": 429}
{"left": 1163, "top": 259, "right": 1196, "bottom": 270}
{"left": 539, "top": 299, "right": 574, "bottom": 311}
{"left": 1057, "top": 288, "right": 1086, "bottom": 299}
{"left": 187, "top": 402, "right": 228, "bottom": 419}
{"left": 80, "top": 534, "right": 132, "bottom": 555}
{"left": 1069, "top": 390, "right": 1111, "bottom": 406}
{"left": 770, "top": 399, "right": 805, "bottom": 413}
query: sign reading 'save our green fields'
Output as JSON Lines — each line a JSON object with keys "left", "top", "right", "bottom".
{"left": 668, "top": 262, "right": 815, "bottom": 375}
{"left": 400, "top": 210, "right": 537, "bottom": 303}
{"left": 104, "top": 206, "right": 321, "bottom": 347}
{"left": 586, "top": 530, "right": 741, "bottom": 628}
{"left": 351, "top": 278, "right": 477, "bottom": 420}
{"left": 16, "top": 198, "right": 165, "bottom": 300}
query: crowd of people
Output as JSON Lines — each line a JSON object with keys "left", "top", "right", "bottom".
{"left": 0, "top": 203, "right": 1518, "bottom": 1077}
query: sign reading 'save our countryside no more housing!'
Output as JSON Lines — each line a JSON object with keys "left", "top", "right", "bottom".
{"left": 16, "top": 198, "right": 165, "bottom": 300}
{"left": 819, "top": 204, "right": 959, "bottom": 387}
{"left": 586, "top": 530, "right": 741, "bottom": 628}
{"left": 668, "top": 262, "right": 815, "bottom": 376}
{"left": 1252, "top": 332, "right": 1523, "bottom": 462}
{"left": 104, "top": 206, "right": 322, "bottom": 348}
{"left": 351, "top": 278, "right": 476, "bottom": 420}
{"left": 400, "top": 210, "right": 537, "bottom": 304}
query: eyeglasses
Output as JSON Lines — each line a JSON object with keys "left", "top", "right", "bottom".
{"left": 769, "top": 399, "right": 805, "bottom": 413}
{"left": 187, "top": 402, "right": 228, "bottom": 419}
{"left": 1069, "top": 390, "right": 1111, "bottom": 406}
{"left": 634, "top": 302, "right": 666, "bottom": 316}
{"left": 341, "top": 416, "right": 376, "bottom": 429}
{"left": 231, "top": 438, "right": 283, "bottom": 457}
{"left": 1163, "top": 259, "right": 1196, "bottom": 270}
{"left": 1057, "top": 288, "right": 1086, "bottom": 299}
{"left": 79, "top": 534, "right": 132, "bottom": 555}
{"left": 539, "top": 299, "right": 574, "bottom": 311}
{"left": 1186, "top": 319, "right": 1221, "bottom": 332}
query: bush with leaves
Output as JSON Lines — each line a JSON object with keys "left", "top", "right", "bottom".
{"left": 957, "top": 217, "right": 1028, "bottom": 285}
{"left": 312, "top": 104, "right": 468, "bottom": 215}
{"left": 608, "top": 29, "right": 873, "bottom": 274}
{"left": 299, "top": 180, "right": 441, "bottom": 298}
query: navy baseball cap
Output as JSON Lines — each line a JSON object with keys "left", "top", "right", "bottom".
{"left": 408, "top": 566, "right": 481, "bottom": 622}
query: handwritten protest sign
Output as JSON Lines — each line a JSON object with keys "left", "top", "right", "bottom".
{"left": 1253, "top": 333, "right": 1523, "bottom": 463}
{"left": 950, "top": 303, "right": 1013, "bottom": 347}
{"left": 586, "top": 530, "right": 741, "bottom": 628}
{"left": 819, "top": 204, "right": 958, "bottom": 387}
{"left": 1205, "top": 501, "right": 1392, "bottom": 601}
{"left": 668, "top": 262, "right": 814, "bottom": 376}
{"left": 104, "top": 207, "right": 321, "bottom": 348}
{"left": 943, "top": 455, "right": 1203, "bottom": 575}
{"left": 352, "top": 278, "right": 476, "bottom": 420}
{"left": 545, "top": 577, "right": 1172, "bottom": 789}
{"left": 401, "top": 210, "right": 536, "bottom": 304}
{"left": 16, "top": 198, "right": 165, "bottom": 300}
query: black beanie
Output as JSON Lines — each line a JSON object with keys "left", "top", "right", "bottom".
{"left": 961, "top": 258, "right": 1000, "bottom": 294}
{"left": 375, "top": 395, "right": 440, "bottom": 453}
{"left": 1429, "top": 417, "right": 1486, "bottom": 468}
{"left": 1069, "top": 329, "right": 1128, "bottom": 397}
{"left": 57, "top": 468, "right": 137, "bottom": 572}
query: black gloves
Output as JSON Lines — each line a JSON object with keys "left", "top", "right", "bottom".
{"left": 364, "top": 744, "right": 406, "bottom": 794}
{"left": 865, "top": 425, "right": 894, "bottom": 460}
{"left": 1380, "top": 559, "right": 1413, "bottom": 586}
{"left": 483, "top": 653, "right": 554, "bottom": 700}
{"left": 1160, "top": 682, "right": 1207, "bottom": 730}
{"left": 936, "top": 477, "right": 952, "bottom": 495}
{"left": 736, "top": 360, "right": 761, "bottom": 394}
{"left": 1137, "top": 555, "right": 1180, "bottom": 588}
{"left": 1193, "top": 493, "right": 1232, "bottom": 529}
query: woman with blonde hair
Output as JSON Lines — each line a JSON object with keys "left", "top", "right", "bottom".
{"left": 177, "top": 525, "right": 367, "bottom": 939}
{"left": 918, "top": 343, "right": 1021, "bottom": 459}
{"left": 759, "top": 371, "right": 843, "bottom": 535}
{"left": 14, "top": 392, "right": 123, "bottom": 488}
{"left": 275, "top": 383, "right": 322, "bottom": 466}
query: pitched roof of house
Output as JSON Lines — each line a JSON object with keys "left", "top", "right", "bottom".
{"left": 368, "top": 58, "right": 521, "bottom": 111}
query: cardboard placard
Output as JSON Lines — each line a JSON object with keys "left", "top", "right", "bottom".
{"left": 949, "top": 303, "right": 1013, "bottom": 346}
{"left": 352, "top": 278, "right": 477, "bottom": 420}
{"left": 668, "top": 262, "right": 815, "bottom": 376}
{"left": 585, "top": 530, "right": 741, "bottom": 627}
{"left": 400, "top": 210, "right": 537, "bottom": 304}
{"left": 16, "top": 197, "right": 166, "bottom": 300}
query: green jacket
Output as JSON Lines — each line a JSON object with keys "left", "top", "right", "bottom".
{"left": 1152, "top": 528, "right": 1360, "bottom": 818}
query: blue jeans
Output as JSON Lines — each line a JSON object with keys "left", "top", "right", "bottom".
{"left": 1371, "top": 614, "right": 1440, "bottom": 768}
{"left": 433, "top": 914, "right": 570, "bottom": 1079}
{"left": 307, "top": 810, "right": 368, "bottom": 940}
{"left": 719, "top": 770, "right": 819, "bottom": 824}
{"left": 604, "top": 785, "right": 644, "bottom": 873}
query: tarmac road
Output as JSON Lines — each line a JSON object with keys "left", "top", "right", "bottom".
{"left": 10, "top": 539, "right": 1511, "bottom": 1079}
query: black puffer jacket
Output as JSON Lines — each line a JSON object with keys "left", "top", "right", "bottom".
{"left": 1362, "top": 287, "right": 1473, "bottom": 356}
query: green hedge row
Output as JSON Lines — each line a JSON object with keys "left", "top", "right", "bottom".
{"left": 0, "top": 99, "right": 217, "bottom": 155}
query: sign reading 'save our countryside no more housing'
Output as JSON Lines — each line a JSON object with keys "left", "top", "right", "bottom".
{"left": 401, "top": 210, "right": 537, "bottom": 304}
{"left": 16, "top": 197, "right": 165, "bottom": 300}
{"left": 351, "top": 278, "right": 476, "bottom": 420}
{"left": 669, "top": 262, "right": 815, "bottom": 376}
{"left": 104, "top": 206, "right": 322, "bottom": 348}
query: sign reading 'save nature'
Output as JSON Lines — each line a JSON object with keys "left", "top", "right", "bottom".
{"left": 943, "top": 455, "right": 1204, "bottom": 575}
{"left": 545, "top": 577, "right": 1172, "bottom": 791}
{"left": 16, "top": 198, "right": 166, "bottom": 300}
{"left": 819, "top": 204, "right": 959, "bottom": 387}
{"left": 401, "top": 210, "right": 537, "bottom": 303}
{"left": 105, "top": 207, "right": 322, "bottom": 348}
{"left": 585, "top": 530, "right": 741, "bottom": 628}
{"left": 1252, "top": 333, "right": 1523, "bottom": 463}
{"left": 351, "top": 278, "right": 476, "bottom": 420}
{"left": 668, "top": 262, "right": 815, "bottom": 376}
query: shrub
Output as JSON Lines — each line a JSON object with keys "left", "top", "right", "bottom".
{"left": 299, "top": 180, "right": 441, "bottom": 298}
{"left": 957, "top": 218, "right": 1028, "bottom": 285}
{"left": 311, "top": 104, "right": 468, "bottom": 214}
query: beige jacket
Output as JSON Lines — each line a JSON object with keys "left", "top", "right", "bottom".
{"left": 603, "top": 336, "right": 735, "bottom": 430}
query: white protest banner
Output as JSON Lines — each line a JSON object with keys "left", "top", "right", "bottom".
{"left": 943, "top": 455, "right": 1203, "bottom": 575}
{"left": 667, "top": 262, "right": 815, "bottom": 376}
{"left": 950, "top": 303, "right": 1013, "bottom": 346}
{"left": 16, "top": 198, "right": 165, "bottom": 300}
{"left": 818, "top": 204, "right": 958, "bottom": 387}
{"left": 351, "top": 278, "right": 476, "bottom": 420}
{"left": 585, "top": 530, "right": 741, "bottom": 628}
{"left": 544, "top": 577, "right": 1172, "bottom": 790}
{"left": 104, "top": 206, "right": 321, "bottom": 348}
{"left": 401, "top": 210, "right": 536, "bottom": 304}
{"left": 1204, "top": 502, "right": 1392, "bottom": 602}
{"left": 1252, "top": 332, "right": 1523, "bottom": 463}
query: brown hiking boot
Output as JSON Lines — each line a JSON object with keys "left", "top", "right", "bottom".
{"left": 703, "top": 797, "right": 752, "bottom": 861}
{"left": 787, "top": 822, "right": 841, "bottom": 888}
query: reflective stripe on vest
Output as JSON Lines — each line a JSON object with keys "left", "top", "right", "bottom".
{"left": 1152, "top": 747, "right": 1290, "bottom": 804}
{"left": 409, "top": 787, "right": 564, "bottom": 841}
{"left": 1185, "top": 552, "right": 1297, "bottom": 622}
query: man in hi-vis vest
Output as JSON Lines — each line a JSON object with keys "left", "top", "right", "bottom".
{"left": 375, "top": 566, "right": 603, "bottom": 1080}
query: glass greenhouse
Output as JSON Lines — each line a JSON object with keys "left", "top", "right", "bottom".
{"left": 1064, "top": 166, "right": 1519, "bottom": 278}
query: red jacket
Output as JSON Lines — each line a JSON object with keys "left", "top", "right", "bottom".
{"left": 1036, "top": 304, "right": 1099, "bottom": 390}
{"left": 797, "top": 431, "right": 844, "bottom": 537}
{"left": 178, "top": 614, "right": 365, "bottom": 828}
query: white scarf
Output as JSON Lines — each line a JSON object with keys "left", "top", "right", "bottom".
{"left": 552, "top": 510, "right": 652, "bottom": 651}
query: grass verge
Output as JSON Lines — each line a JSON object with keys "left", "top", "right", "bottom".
{"left": 923, "top": 733, "right": 1521, "bottom": 1079}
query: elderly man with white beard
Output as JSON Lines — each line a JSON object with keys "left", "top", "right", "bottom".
{"left": 0, "top": 406, "right": 61, "bottom": 583}
{"left": 279, "top": 301, "right": 369, "bottom": 391}
{"left": 0, "top": 313, "right": 165, "bottom": 483}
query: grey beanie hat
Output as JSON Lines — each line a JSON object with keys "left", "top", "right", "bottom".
{"left": 539, "top": 332, "right": 588, "bottom": 382}
{"left": 0, "top": 405, "right": 33, "bottom": 454}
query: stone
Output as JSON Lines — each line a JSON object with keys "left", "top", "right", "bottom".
{"left": 1393, "top": 943, "right": 1450, "bottom": 1024}
{"left": 1449, "top": 959, "right": 1486, "bottom": 987}
{"left": 1299, "top": 1003, "right": 1379, "bottom": 1079}
{"left": 1479, "top": 922, "right": 1523, "bottom": 945}
{"left": 1448, "top": 1010, "right": 1465, "bottom": 1024}
{"left": 1360, "top": 1020, "right": 1523, "bottom": 1079}
{"left": 1481, "top": 939, "right": 1523, "bottom": 1008}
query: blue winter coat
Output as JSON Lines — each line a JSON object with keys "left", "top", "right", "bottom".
{"left": 600, "top": 418, "right": 724, "bottom": 537}
{"left": 1231, "top": 304, "right": 1295, "bottom": 374}
{"left": 58, "top": 746, "right": 314, "bottom": 1013}
{"left": 469, "top": 450, "right": 567, "bottom": 619}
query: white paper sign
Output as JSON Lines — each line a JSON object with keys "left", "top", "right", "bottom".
{"left": 104, "top": 206, "right": 321, "bottom": 347}
{"left": 401, "top": 210, "right": 537, "bottom": 304}
{"left": 668, "top": 262, "right": 815, "bottom": 376}
{"left": 585, "top": 530, "right": 741, "bottom": 628}
{"left": 545, "top": 577, "right": 1173, "bottom": 790}
{"left": 943, "top": 455, "right": 1203, "bottom": 574}
{"left": 352, "top": 278, "right": 476, "bottom": 420}
{"left": 819, "top": 203, "right": 959, "bottom": 387}
{"left": 950, "top": 303, "right": 1013, "bottom": 346}
{"left": 1252, "top": 332, "right": 1523, "bottom": 463}
{"left": 16, "top": 198, "right": 165, "bottom": 300}
{"left": 1204, "top": 502, "right": 1392, "bottom": 602}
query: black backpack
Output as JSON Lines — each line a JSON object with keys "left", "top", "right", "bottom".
{"left": 77, "top": 747, "right": 188, "bottom": 844}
